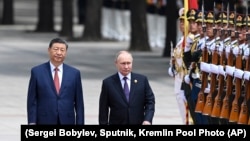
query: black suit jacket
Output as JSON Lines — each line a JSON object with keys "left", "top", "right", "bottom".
{"left": 99, "top": 72, "right": 155, "bottom": 125}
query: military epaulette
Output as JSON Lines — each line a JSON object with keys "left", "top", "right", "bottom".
{"left": 215, "top": 37, "right": 221, "bottom": 44}
{"left": 231, "top": 40, "right": 238, "bottom": 47}
{"left": 194, "top": 34, "right": 200, "bottom": 41}
{"left": 206, "top": 38, "right": 215, "bottom": 47}
{"left": 215, "top": 37, "right": 220, "bottom": 41}
{"left": 223, "top": 37, "right": 231, "bottom": 45}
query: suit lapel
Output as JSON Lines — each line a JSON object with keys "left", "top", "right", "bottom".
{"left": 129, "top": 73, "right": 137, "bottom": 102}
{"left": 59, "top": 64, "right": 68, "bottom": 95}
{"left": 45, "top": 62, "right": 58, "bottom": 95}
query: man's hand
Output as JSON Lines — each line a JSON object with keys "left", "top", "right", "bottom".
{"left": 142, "top": 121, "right": 151, "bottom": 125}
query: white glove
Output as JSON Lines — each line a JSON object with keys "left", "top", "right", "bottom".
{"left": 244, "top": 71, "right": 250, "bottom": 80}
{"left": 218, "top": 65, "right": 226, "bottom": 76}
{"left": 184, "top": 75, "right": 190, "bottom": 84}
{"left": 200, "top": 62, "right": 210, "bottom": 73}
{"left": 204, "top": 88, "right": 210, "bottom": 93}
{"left": 204, "top": 83, "right": 211, "bottom": 93}
{"left": 210, "top": 64, "right": 219, "bottom": 74}
{"left": 191, "top": 73, "right": 200, "bottom": 79}
{"left": 234, "top": 68, "right": 244, "bottom": 79}
{"left": 225, "top": 65, "right": 235, "bottom": 76}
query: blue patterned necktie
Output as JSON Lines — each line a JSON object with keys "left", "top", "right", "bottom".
{"left": 123, "top": 77, "right": 130, "bottom": 101}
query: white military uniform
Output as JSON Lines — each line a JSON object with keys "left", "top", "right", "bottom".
{"left": 168, "top": 36, "right": 187, "bottom": 124}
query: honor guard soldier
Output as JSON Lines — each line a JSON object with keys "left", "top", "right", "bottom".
{"left": 228, "top": 14, "right": 247, "bottom": 124}
{"left": 198, "top": 10, "right": 219, "bottom": 124}
{"left": 184, "top": 10, "right": 210, "bottom": 125}
{"left": 241, "top": 15, "right": 250, "bottom": 124}
{"left": 182, "top": 8, "right": 200, "bottom": 124}
{"left": 209, "top": 10, "right": 229, "bottom": 124}
{"left": 203, "top": 10, "right": 223, "bottom": 124}
{"left": 238, "top": 14, "right": 250, "bottom": 125}
{"left": 168, "top": 7, "right": 189, "bottom": 125}
{"left": 219, "top": 11, "right": 238, "bottom": 124}
{"left": 221, "top": 14, "right": 244, "bottom": 124}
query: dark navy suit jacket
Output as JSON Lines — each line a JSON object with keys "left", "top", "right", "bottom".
{"left": 27, "top": 61, "right": 84, "bottom": 125}
{"left": 99, "top": 72, "right": 155, "bottom": 125}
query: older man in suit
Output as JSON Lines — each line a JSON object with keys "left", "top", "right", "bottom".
{"left": 27, "top": 38, "right": 84, "bottom": 125}
{"left": 99, "top": 50, "right": 155, "bottom": 125}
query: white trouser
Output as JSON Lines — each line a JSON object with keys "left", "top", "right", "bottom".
{"left": 176, "top": 90, "right": 187, "bottom": 124}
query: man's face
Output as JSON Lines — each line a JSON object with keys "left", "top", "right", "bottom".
{"left": 189, "top": 20, "right": 198, "bottom": 34}
{"left": 228, "top": 24, "right": 235, "bottom": 37}
{"left": 115, "top": 52, "right": 133, "bottom": 76}
{"left": 217, "top": 23, "right": 227, "bottom": 37}
{"left": 179, "top": 19, "right": 184, "bottom": 33}
{"left": 239, "top": 26, "right": 246, "bottom": 42}
{"left": 197, "top": 22, "right": 203, "bottom": 35}
{"left": 206, "top": 23, "right": 214, "bottom": 38}
{"left": 48, "top": 43, "right": 67, "bottom": 66}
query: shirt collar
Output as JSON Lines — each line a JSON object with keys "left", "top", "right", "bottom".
{"left": 118, "top": 72, "right": 131, "bottom": 81}
{"left": 49, "top": 61, "right": 63, "bottom": 72}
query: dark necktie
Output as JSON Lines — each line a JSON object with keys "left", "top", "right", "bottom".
{"left": 123, "top": 77, "right": 129, "bottom": 101}
{"left": 54, "top": 67, "right": 60, "bottom": 94}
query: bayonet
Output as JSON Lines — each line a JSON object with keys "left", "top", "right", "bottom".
{"left": 213, "top": 1, "right": 217, "bottom": 36}
{"left": 234, "top": 2, "right": 239, "bottom": 38}
{"left": 202, "top": 0, "right": 207, "bottom": 46}
{"left": 227, "top": 0, "right": 231, "bottom": 36}
{"left": 220, "top": 1, "right": 225, "bottom": 37}
{"left": 246, "top": 0, "right": 250, "bottom": 45}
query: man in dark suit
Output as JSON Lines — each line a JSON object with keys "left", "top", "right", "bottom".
{"left": 27, "top": 38, "right": 84, "bottom": 125}
{"left": 99, "top": 50, "right": 155, "bottom": 125}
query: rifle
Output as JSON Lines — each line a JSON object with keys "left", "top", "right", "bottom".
{"left": 238, "top": 11, "right": 250, "bottom": 124}
{"left": 202, "top": 37, "right": 220, "bottom": 116}
{"left": 203, "top": 1, "right": 224, "bottom": 115}
{"left": 211, "top": 2, "right": 231, "bottom": 117}
{"left": 195, "top": 0, "right": 207, "bottom": 113}
{"left": 238, "top": 51, "right": 250, "bottom": 124}
{"left": 229, "top": 43, "right": 243, "bottom": 123}
{"left": 220, "top": 41, "right": 236, "bottom": 119}
{"left": 229, "top": 1, "right": 248, "bottom": 123}
{"left": 211, "top": 1, "right": 230, "bottom": 118}
{"left": 220, "top": 2, "right": 238, "bottom": 120}
{"left": 195, "top": 43, "right": 208, "bottom": 113}
{"left": 211, "top": 40, "right": 227, "bottom": 118}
